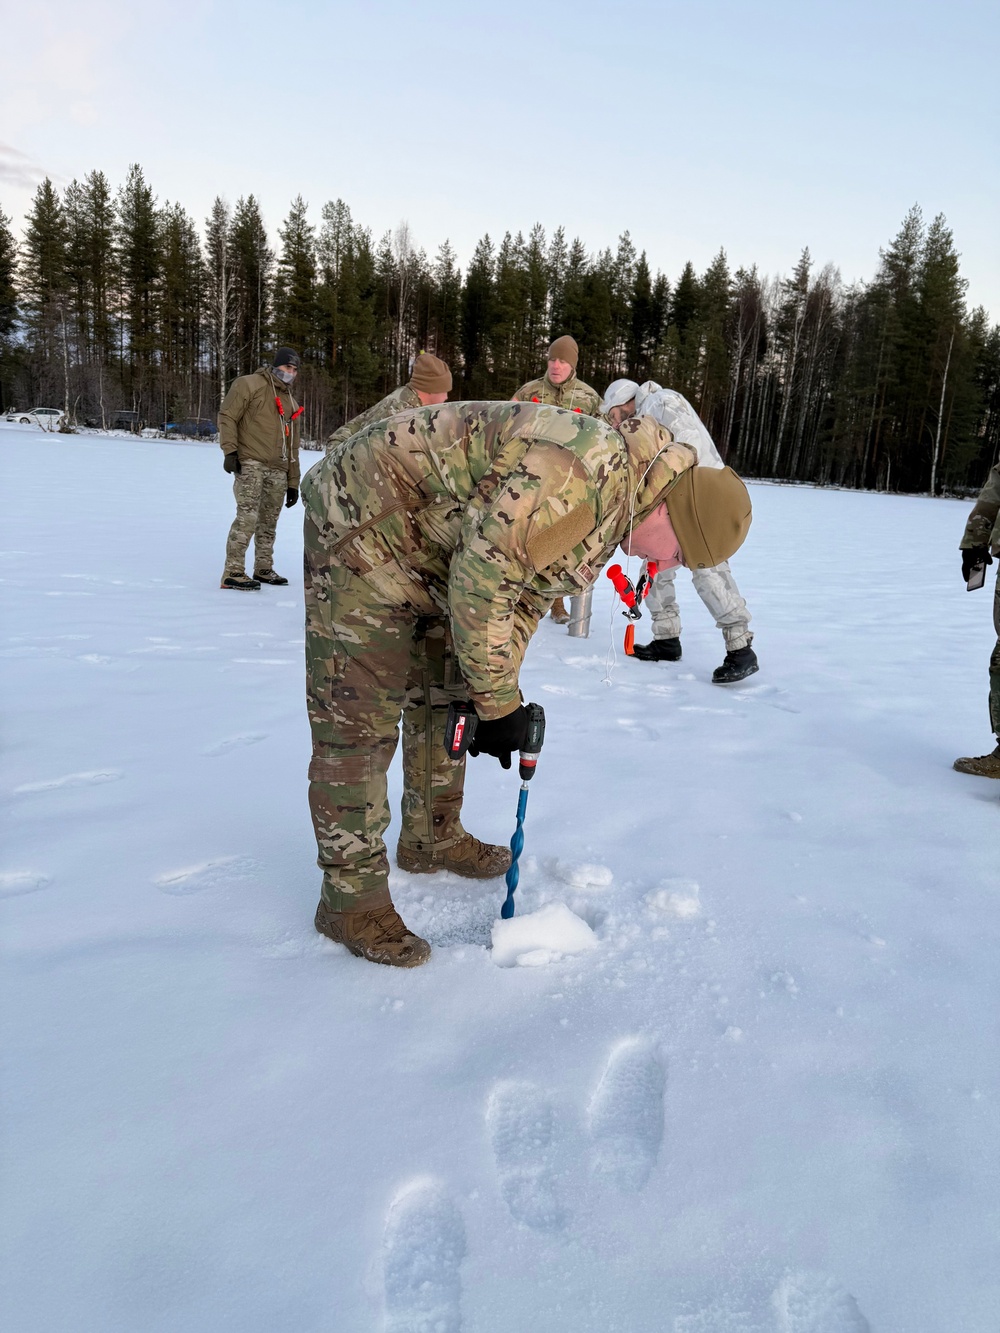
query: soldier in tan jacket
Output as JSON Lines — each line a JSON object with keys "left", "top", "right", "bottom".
{"left": 325, "top": 353, "right": 452, "bottom": 454}
{"left": 514, "top": 335, "right": 602, "bottom": 623}
{"left": 218, "top": 347, "right": 303, "bottom": 590}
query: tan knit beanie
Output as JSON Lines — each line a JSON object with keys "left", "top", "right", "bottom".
{"left": 665, "top": 466, "right": 753, "bottom": 569}
{"left": 547, "top": 335, "right": 579, "bottom": 369}
{"left": 409, "top": 353, "right": 453, "bottom": 395}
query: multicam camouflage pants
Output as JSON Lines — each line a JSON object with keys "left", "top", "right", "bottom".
{"left": 990, "top": 565, "right": 1000, "bottom": 736}
{"left": 304, "top": 517, "right": 470, "bottom": 912}
{"left": 224, "top": 460, "right": 287, "bottom": 576}
{"left": 646, "top": 559, "right": 752, "bottom": 650}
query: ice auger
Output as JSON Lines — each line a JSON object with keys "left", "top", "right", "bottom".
{"left": 444, "top": 700, "right": 546, "bottom": 919}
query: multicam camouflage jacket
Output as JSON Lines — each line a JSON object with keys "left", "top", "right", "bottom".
{"left": 325, "top": 383, "right": 422, "bottom": 453}
{"left": 513, "top": 372, "right": 602, "bottom": 417}
{"left": 301, "top": 401, "right": 695, "bottom": 719}
{"left": 218, "top": 367, "right": 301, "bottom": 484}
{"left": 961, "top": 463, "right": 1000, "bottom": 552}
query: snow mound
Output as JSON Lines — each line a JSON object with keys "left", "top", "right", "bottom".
{"left": 645, "top": 878, "right": 701, "bottom": 919}
{"left": 547, "top": 859, "right": 614, "bottom": 890}
{"left": 491, "top": 903, "right": 598, "bottom": 967}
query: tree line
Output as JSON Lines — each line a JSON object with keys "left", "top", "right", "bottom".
{"left": 1, "top": 164, "right": 997, "bottom": 494}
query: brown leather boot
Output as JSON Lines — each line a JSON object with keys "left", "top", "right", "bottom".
{"left": 396, "top": 833, "right": 511, "bottom": 879}
{"left": 314, "top": 899, "right": 430, "bottom": 967}
{"left": 549, "top": 597, "right": 570, "bottom": 624}
{"left": 953, "top": 742, "right": 1000, "bottom": 778}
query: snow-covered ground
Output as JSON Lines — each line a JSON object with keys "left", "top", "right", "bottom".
{"left": 2, "top": 422, "right": 998, "bottom": 1332}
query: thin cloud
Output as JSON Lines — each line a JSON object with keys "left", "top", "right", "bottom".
{"left": 0, "top": 143, "right": 49, "bottom": 189}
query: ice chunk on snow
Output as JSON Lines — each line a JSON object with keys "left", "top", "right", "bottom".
{"left": 548, "top": 859, "right": 614, "bottom": 890}
{"left": 645, "top": 878, "right": 701, "bottom": 919}
{"left": 491, "top": 903, "right": 598, "bottom": 968}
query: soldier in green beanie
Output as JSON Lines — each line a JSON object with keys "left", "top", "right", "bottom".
{"left": 514, "top": 336, "right": 602, "bottom": 623}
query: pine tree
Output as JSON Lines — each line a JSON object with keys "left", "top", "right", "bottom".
{"left": 230, "top": 196, "right": 272, "bottom": 373}
{"left": 460, "top": 234, "right": 495, "bottom": 397}
{"left": 522, "top": 223, "right": 549, "bottom": 381}
{"left": 429, "top": 240, "right": 461, "bottom": 367}
{"left": 116, "top": 164, "right": 162, "bottom": 411}
{"left": 917, "top": 214, "right": 968, "bottom": 493}
{"left": 273, "top": 195, "right": 317, "bottom": 359}
{"left": 692, "top": 249, "right": 732, "bottom": 431}
{"left": 627, "top": 252, "right": 659, "bottom": 382}
{"left": 0, "top": 207, "right": 19, "bottom": 410}
{"left": 546, "top": 226, "right": 568, "bottom": 336}
{"left": 491, "top": 231, "right": 527, "bottom": 393}
{"left": 20, "top": 178, "right": 71, "bottom": 411}
{"left": 204, "top": 196, "right": 234, "bottom": 408}
{"left": 159, "top": 203, "right": 203, "bottom": 419}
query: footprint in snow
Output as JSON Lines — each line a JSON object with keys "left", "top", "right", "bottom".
{"left": 546, "top": 859, "right": 614, "bottom": 891}
{"left": 674, "top": 1295, "right": 768, "bottom": 1332}
{"left": 771, "top": 1272, "right": 870, "bottom": 1332}
{"left": 588, "top": 1037, "right": 666, "bottom": 1192}
{"left": 153, "top": 856, "right": 257, "bottom": 895}
{"left": 486, "top": 1081, "right": 568, "bottom": 1231}
{"left": 13, "top": 769, "right": 123, "bottom": 795}
{"left": 383, "top": 1178, "right": 465, "bottom": 1333}
{"left": 201, "top": 732, "right": 267, "bottom": 757}
{"left": 0, "top": 871, "right": 52, "bottom": 898}
{"left": 733, "top": 682, "right": 801, "bottom": 714}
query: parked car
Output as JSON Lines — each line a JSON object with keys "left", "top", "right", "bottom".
{"left": 4, "top": 407, "right": 66, "bottom": 430}
{"left": 162, "top": 418, "right": 218, "bottom": 439}
{"left": 113, "top": 410, "right": 143, "bottom": 433}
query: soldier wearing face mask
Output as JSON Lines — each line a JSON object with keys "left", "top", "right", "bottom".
{"left": 218, "top": 346, "right": 304, "bottom": 590}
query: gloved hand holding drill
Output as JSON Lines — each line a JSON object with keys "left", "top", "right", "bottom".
{"left": 962, "top": 547, "right": 992, "bottom": 582}
{"left": 468, "top": 705, "right": 530, "bottom": 769}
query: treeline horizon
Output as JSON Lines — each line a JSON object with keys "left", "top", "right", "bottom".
{"left": 1, "top": 165, "right": 997, "bottom": 494}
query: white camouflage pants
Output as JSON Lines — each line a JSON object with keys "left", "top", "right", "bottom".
{"left": 645, "top": 560, "right": 752, "bottom": 651}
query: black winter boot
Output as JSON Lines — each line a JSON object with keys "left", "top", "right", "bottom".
{"left": 632, "top": 636, "right": 682, "bottom": 662}
{"left": 221, "top": 573, "right": 261, "bottom": 591}
{"left": 254, "top": 569, "right": 289, "bottom": 585}
{"left": 712, "top": 643, "right": 759, "bottom": 684}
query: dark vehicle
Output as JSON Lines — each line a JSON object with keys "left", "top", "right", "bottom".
{"left": 162, "top": 418, "right": 217, "bottom": 439}
{"left": 114, "top": 410, "right": 143, "bottom": 432}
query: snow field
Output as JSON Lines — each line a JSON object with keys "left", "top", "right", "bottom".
{"left": 2, "top": 427, "right": 999, "bottom": 1330}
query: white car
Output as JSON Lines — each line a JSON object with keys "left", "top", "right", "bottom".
{"left": 4, "top": 407, "right": 66, "bottom": 430}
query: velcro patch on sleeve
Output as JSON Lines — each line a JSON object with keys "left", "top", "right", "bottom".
{"left": 308, "top": 754, "right": 371, "bottom": 783}
{"left": 526, "top": 503, "right": 595, "bottom": 573}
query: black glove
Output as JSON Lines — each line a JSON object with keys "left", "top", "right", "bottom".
{"left": 962, "top": 547, "right": 992, "bottom": 581}
{"left": 223, "top": 452, "right": 240, "bottom": 474}
{"left": 468, "top": 704, "right": 529, "bottom": 769}
{"left": 285, "top": 487, "right": 299, "bottom": 508}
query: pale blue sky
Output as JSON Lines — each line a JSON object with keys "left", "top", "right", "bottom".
{"left": 3, "top": 0, "right": 997, "bottom": 317}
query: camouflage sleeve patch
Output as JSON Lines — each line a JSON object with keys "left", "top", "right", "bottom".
{"left": 526, "top": 502, "right": 595, "bottom": 573}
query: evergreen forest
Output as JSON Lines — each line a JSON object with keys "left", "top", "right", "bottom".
{"left": 1, "top": 166, "right": 997, "bottom": 494}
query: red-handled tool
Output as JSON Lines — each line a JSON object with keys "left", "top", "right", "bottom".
{"left": 275, "top": 397, "right": 305, "bottom": 438}
{"left": 607, "top": 562, "right": 658, "bottom": 655}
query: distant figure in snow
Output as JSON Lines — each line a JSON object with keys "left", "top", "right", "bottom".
{"left": 324, "top": 352, "right": 453, "bottom": 454}
{"left": 954, "top": 460, "right": 1000, "bottom": 778}
{"left": 218, "top": 347, "right": 303, "bottom": 590}
{"left": 514, "top": 335, "right": 602, "bottom": 627}
{"left": 601, "top": 378, "right": 758, "bottom": 684}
